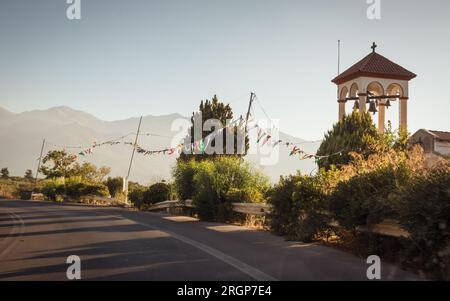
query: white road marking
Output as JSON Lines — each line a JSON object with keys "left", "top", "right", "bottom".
{"left": 133, "top": 220, "right": 278, "bottom": 281}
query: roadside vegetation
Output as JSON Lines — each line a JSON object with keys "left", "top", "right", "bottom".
{"left": 173, "top": 156, "right": 269, "bottom": 221}
{"left": 1, "top": 100, "right": 448, "bottom": 279}
{"left": 269, "top": 112, "right": 449, "bottom": 279}
{"left": 0, "top": 168, "right": 41, "bottom": 200}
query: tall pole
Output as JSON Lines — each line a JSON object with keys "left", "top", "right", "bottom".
{"left": 125, "top": 116, "right": 143, "bottom": 203}
{"left": 337, "top": 40, "right": 341, "bottom": 75}
{"left": 244, "top": 92, "right": 255, "bottom": 135}
{"left": 33, "top": 138, "right": 45, "bottom": 198}
{"left": 35, "top": 139, "right": 45, "bottom": 185}
{"left": 244, "top": 92, "right": 255, "bottom": 155}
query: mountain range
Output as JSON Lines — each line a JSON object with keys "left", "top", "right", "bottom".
{"left": 0, "top": 106, "right": 321, "bottom": 184}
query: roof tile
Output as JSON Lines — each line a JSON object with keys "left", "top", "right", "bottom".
{"left": 332, "top": 51, "right": 416, "bottom": 84}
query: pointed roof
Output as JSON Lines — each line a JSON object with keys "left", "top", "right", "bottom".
{"left": 332, "top": 48, "right": 416, "bottom": 85}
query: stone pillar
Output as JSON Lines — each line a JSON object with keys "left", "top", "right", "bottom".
{"left": 378, "top": 100, "right": 386, "bottom": 133}
{"left": 399, "top": 97, "right": 408, "bottom": 131}
{"left": 358, "top": 93, "right": 367, "bottom": 113}
{"left": 338, "top": 100, "right": 346, "bottom": 121}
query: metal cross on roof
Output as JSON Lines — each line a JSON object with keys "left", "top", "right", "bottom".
{"left": 371, "top": 42, "right": 377, "bottom": 52}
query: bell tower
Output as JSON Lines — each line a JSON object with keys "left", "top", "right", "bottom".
{"left": 332, "top": 43, "right": 416, "bottom": 132}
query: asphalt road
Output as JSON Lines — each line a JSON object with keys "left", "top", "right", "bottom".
{"left": 0, "top": 199, "right": 422, "bottom": 281}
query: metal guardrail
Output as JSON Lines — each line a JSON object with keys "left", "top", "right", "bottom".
{"left": 147, "top": 200, "right": 270, "bottom": 216}
{"left": 231, "top": 203, "right": 271, "bottom": 216}
{"left": 146, "top": 199, "right": 409, "bottom": 238}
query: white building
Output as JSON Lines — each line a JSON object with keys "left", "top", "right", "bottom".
{"left": 410, "top": 129, "right": 450, "bottom": 157}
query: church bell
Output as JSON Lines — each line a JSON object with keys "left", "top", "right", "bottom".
{"left": 368, "top": 100, "right": 378, "bottom": 114}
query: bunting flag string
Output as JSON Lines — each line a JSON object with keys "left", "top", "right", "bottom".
{"left": 45, "top": 110, "right": 343, "bottom": 163}
{"left": 246, "top": 113, "right": 344, "bottom": 163}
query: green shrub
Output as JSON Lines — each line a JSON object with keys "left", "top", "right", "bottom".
{"left": 81, "top": 182, "right": 109, "bottom": 197}
{"left": 292, "top": 176, "right": 331, "bottom": 242}
{"left": 397, "top": 167, "right": 450, "bottom": 279}
{"left": 105, "top": 177, "right": 123, "bottom": 198}
{"left": 269, "top": 174, "right": 330, "bottom": 242}
{"left": 329, "top": 167, "right": 400, "bottom": 230}
{"left": 0, "top": 178, "right": 40, "bottom": 199}
{"left": 268, "top": 175, "right": 298, "bottom": 236}
{"left": 41, "top": 177, "right": 109, "bottom": 201}
{"left": 193, "top": 160, "right": 219, "bottom": 221}
{"left": 128, "top": 186, "right": 145, "bottom": 209}
{"left": 172, "top": 160, "right": 198, "bottom": 200}
{"left": 65, "top": 177, "right": 109, "bottom": 199}
{"left": 64, "top": 177, "right": 86, "bottom": 199}
{"left": 0, "top": 181, "right": 19, "bottom": 199}
{"left": 192, "top": 157, "right": 269, "bottom": 221}
{"left": 143, "top": 182, "right": 171, "bottom": 204}
{"left": 225, "top": 187, "right": 265, "bottom": 203}
{"left": 41, "top": 178, "right": 65, "bottom": 201}
{"left": 329, "top": 162, "right": 411, "bottom": 230}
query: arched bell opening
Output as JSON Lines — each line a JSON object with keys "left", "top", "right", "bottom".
{"left": 386, "top": 83, "right": 406, "bottom": 131}
{"left": 348, "top": 82, "right": 360, "bottom": 112}
{"left": 340, "top": 86, "right": 349, "bottom": 100}
{"left": 367, "top": 81, "right": 384, "bottom": 96}
{"left": 338, "top": 86, "right": 349, "bottom": 120}
{"left": 366, "top": 81, "right": 384, "bottom": 120}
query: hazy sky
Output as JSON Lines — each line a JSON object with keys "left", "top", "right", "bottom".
{"left": 1, "top": 0, "right": 449, "bottom": 140}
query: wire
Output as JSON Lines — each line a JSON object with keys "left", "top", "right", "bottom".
{"left": 45, "top": 132, "right": 135, "bottom": 149}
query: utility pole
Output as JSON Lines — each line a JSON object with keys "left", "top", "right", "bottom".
{"left": 244, "top": 92, "right": 255, "bottom": 135}
{"left": 244, "top": 92, "right": 255, "bottom": 155}
{"left": 35, "top": 138, "right": 45, "bottom": 185}
{"left": 125, "top": 116, "right": 143, "bottom": 203}
{"left": 337, "top": 40, "right": 341, "bottom": 75}
{"left": 33, "top": 138, "right": 45, "bottom": 199}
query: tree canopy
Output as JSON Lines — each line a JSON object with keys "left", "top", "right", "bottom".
{"left": 1, "top": 168, "right": 9, "bottom": 179}
{"left": 24, "top": 169, "right": 33, "bottom": 180}
{"left": 40, "top": 150, "right": 110, "bottom": 180}
{"left": 316, "top": 112, "right": 380, "bottom": 170}
{"left": 179, "top": 95, "right": 248, "bottom": 162}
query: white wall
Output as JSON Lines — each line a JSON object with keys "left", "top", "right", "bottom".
{"left": 434, "top": 141, "right": 450, "bottom": 156}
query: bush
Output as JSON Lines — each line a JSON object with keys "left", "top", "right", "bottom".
{"left": 65, "top": 177, "right": 109, "bottom": 199}
{"left": 188, "top": 157, "right": 269, "bottom": 221}
{"left": 268, "top": 175, "right": 298, "bottom": 236}
{"left": 64, "top": 177, "right": 86, "bottom": 199}
{"left": 105, "top": 177, "right": 123, "bottom": 198}
{"left": 41, "top": 177, "right": 109, "bottom": 201}
{"left": 192, "top": 160, "right": 219, "bottom": 221}
{"left": 397, "top": 167, "right": 450, "bottom": 279}
{"left": 81, "top": 182, "right": 109, "bottom": 197}
{"left": 269, "top": 174, "right": 330, "bottom": 242}
{"left": 0, "top": 181, "right": 16, "bottom": 199}
{"left": 41, "top": 178, "right": 65, "bottom": 201}
{"left": 329, "top": 167, "right": 399, "bottom": 230}
{"left": 0, "top": 179, "right": 37, "bottom": 199}
{"left": 128, "top": 186, "right": 145, "bottom": 209}
{"left": 225, "top": 186, "right": 265, "bottom": 203}
{"left": 143, "top": 182, "right": 171, "bottom": 204}
{"left": 172, "top": 160, "right": 198, "bottom": 200}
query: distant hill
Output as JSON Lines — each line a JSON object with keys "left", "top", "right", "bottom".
{"left": 0, "top": 106, "right": 320, "bottom": 184}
